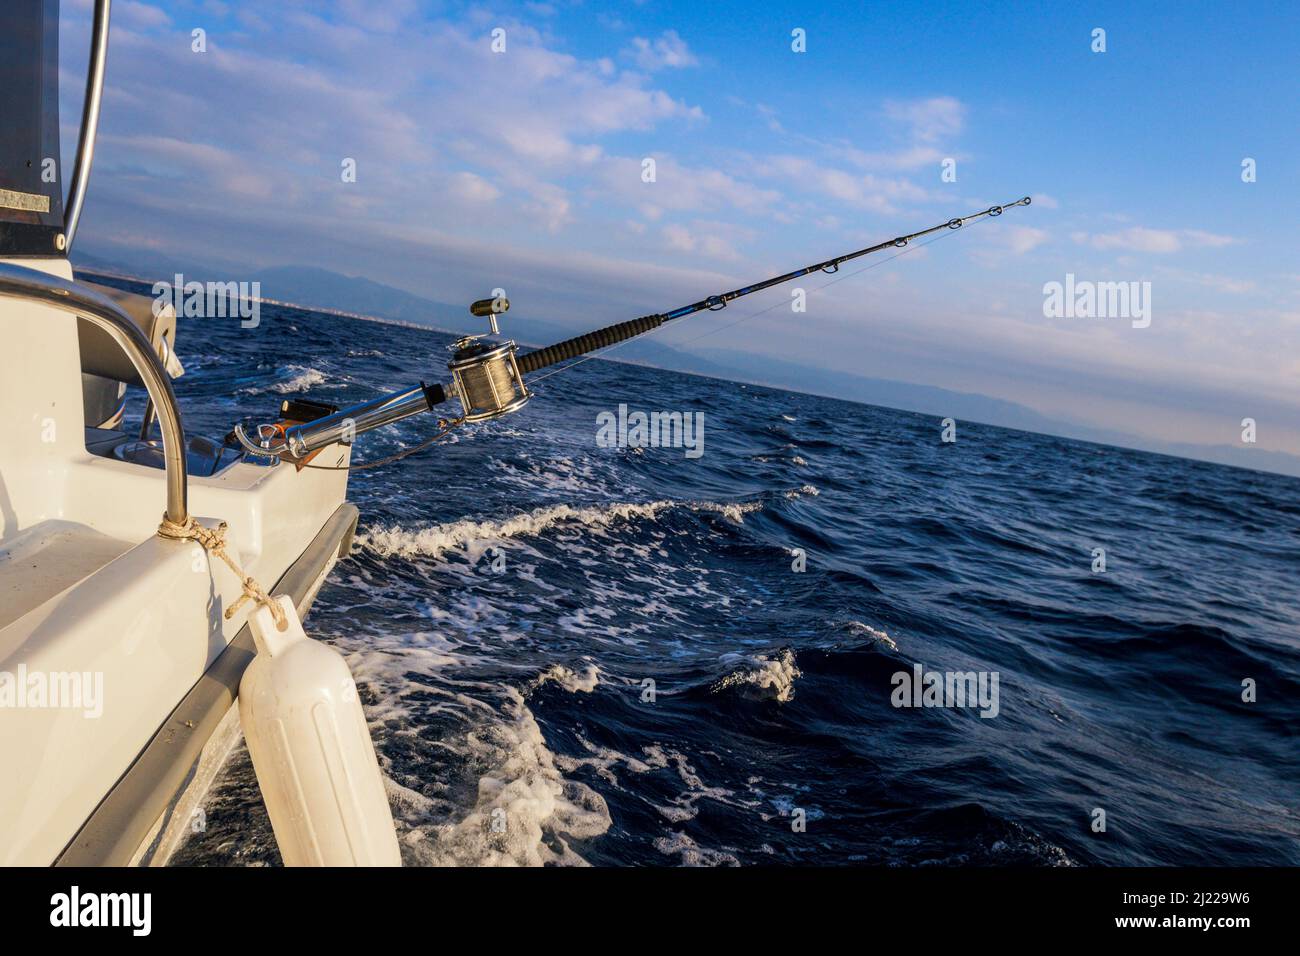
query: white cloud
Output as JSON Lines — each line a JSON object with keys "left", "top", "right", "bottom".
{"left": 659, "top": 219, "right": 754, "bottom": 261}
{"left": 1001, "top": 225, "right": 1051, "bottom": 255}
{"left": 69, "top": 9, "right": 712, "bottom": 240}
{"left": 595, "top": 156, "right": 780, "bottom": 215}
{"left": 883, "top": 96, "right": 965, "bottom": 143}
{"left": 450, "top": 171, "right": 502, "bottom": 203}
{"left": 1158, "top": 268, "right": 1257, "bottom": 295}
{"left": 335, "top": 0, "right": 420, "bottom": 32}
{"left": 757, "top": 155, "right": 933, "bottom": 212}
{"left": 1072, "top": 227, "right": 1240, "bottom": 253}
{"left": 116, "top": 0, "right": 172, "bottom": 29}
{"left": 626, "top": 30, "right": 698, "bottom": 71}
{"left": 1180, "top": 229, "right": 1240, "bottom": 249}
{"left": 521, "top": 183, "right": 572, "bottom": 233}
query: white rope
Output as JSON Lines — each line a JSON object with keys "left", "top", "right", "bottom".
{"left": 158, "top": 516, "right": 288, "bottom": 631}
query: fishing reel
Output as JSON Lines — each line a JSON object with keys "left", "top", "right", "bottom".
{"left": 445, "top": 296, "right": 531, "bottom": 422}
{"left": 228, "top": 295, "right": 533, "bottom": 463}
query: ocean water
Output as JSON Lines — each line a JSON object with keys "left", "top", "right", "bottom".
{"left": 94, "top": 277, "right": 1299, "bottom": 867}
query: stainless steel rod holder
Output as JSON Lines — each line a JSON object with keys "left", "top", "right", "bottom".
{"left": 233, "top": 383, "right": 442, "bottom": 460}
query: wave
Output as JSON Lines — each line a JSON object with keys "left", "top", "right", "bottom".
{"left": 238, "top": 364, "right": 328, "bottom": 395}
{"left": 403, "top": 689, "right": 612, "bottom": 867}
{"left": 711, "top": 649, "right": 801, "bottom": 703}
{"left": 357, "top": 498, "right": 763, "bottom": 559}
{"left": 532, "top": 663, "right": 601, "bottom": 694}
{"left": 840, "top": 620, "right": 898, "bottom": 650}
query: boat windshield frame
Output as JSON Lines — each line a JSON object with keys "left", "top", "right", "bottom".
{"left": 0, "top": 0, "right": 110, "bottom": 259}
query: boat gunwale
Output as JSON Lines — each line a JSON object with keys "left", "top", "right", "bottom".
{"left": 53, "top": 501, "right": 360, "bottom": 867}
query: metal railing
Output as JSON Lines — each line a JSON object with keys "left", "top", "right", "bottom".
{"left": 63, "top": 0, "right": 112, "bottom": 250}
{"left": 0, "top": 262, "right": 189, "bottom": 524}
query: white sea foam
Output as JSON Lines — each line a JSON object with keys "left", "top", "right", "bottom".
{"left": 240, "top": 364, "right": 328, "bottom": 395}
{"left": 533, "top": 663, "right": 600, "bottom": 694}
{"left": 654, "top": 747, "right": 737, "bottom": 822}
{"left": 713, "top": 649, "right": 801, "bottom": 703}
{"left": 491, "top": 454, "right": 615, "bottom": 497}
{"left": 554, "top": 734, "right": 660, "bottom": 787}
{"left": 784, "top": 484, "right": 820, "bottom": 499}
{"left": 771, "top": 794, "right": 826, "bottom": 820}
{"left": 843, "top": 621, "right": 898, "bottom": 650}
{"left": 405, "top": 689, "right": 612, "bottom": 867}
{"left": 357, "top": 498, "right": 763, "bottom": 559}
{"left": 332, "top": 636, "right": 612, "bottom": 866}
{"left": 653, "top": 831, "right": 740, "bottom": 867}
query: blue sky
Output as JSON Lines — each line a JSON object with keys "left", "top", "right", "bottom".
{"left": 60, "top": 0, "right": 1300, "bottom": 460}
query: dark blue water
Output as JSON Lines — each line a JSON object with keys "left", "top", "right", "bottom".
{"left": 96, "top": 276, "right": 1299, "bottom": 867}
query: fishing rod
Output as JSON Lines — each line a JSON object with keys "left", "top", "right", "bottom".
{"left": 233, "top": 196, "right": 1031, "bottom": 462}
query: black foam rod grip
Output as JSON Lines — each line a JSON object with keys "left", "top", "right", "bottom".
{"left": 517, "top": 313, "right": 665, "bottom": 375}
{"left": 421, "top": 381, "right": 448, "bottom": 408}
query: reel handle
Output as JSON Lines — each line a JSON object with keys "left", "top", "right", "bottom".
{"left": 470, "top": 296, "right": 508, "bottom": 334}
{"left": 470, "top": 297, "right": 508, "bottom": 317}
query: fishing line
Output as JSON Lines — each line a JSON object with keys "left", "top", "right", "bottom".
{"left": 297, "top": 417, "right": 465, "bottom": 471}
{"left": 527, "top": 212, "right": 995, "bottom": 390}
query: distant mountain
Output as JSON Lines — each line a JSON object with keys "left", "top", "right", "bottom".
{"left": 70, "top": 253, "right": 1300, "bottom": 479}
{"left": 687, "top": 346, "right": 1066, "bottom": 434}
{"left": 71, "top": 246, "right": 256, "bottom": 283}
{"left": 682, "top": 347, "right": 1300, "bottom": 478}
{"left": 248, "top": 266, "right": 468, "bottom": 331}
{"left": 238, "top": 266, "right": 747, "bottom": 383}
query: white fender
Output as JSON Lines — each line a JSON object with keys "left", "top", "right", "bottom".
{"left": 238, "top": 595, "right": 401, "bottom": 866}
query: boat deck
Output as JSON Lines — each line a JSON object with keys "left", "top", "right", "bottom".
{"left": 0, "top": 520, "right": 134, "bottom": 631}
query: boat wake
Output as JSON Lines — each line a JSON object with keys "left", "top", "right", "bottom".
{"left": 356, "top": 498, "right": 764, "bottom": 559}
{"left": 397, "top": 688, "right": 612, "bottom": 867}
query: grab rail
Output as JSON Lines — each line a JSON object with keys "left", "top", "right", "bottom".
{"left": 0, "top": 262, "right": 188, "bottom": 524}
